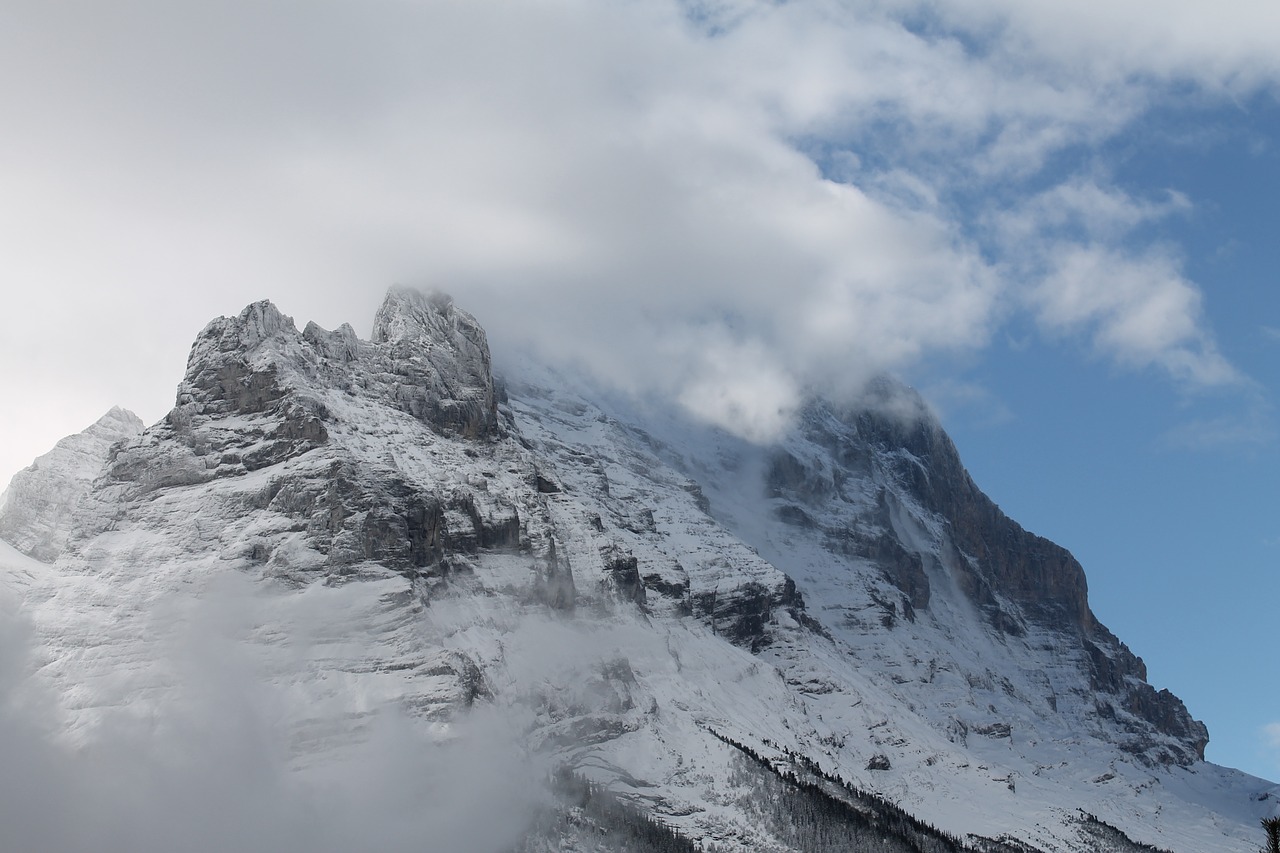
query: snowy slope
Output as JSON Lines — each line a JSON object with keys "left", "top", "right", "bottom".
{"left": 504, "top": 364, "right": 1277, "bottom": 852}
{"left": 1, "top": 288, "right": 1274, "bottom": 853}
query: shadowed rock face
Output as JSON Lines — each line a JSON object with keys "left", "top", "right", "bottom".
{"left": 852, "top": 397, "right": 1207, "bottom": 755}
{"left": 915, "top": 409, "right": 1200, "bottom": 758}
{"left": 848, "top": 394, "right": 1092, "bottom": 634}
{"left": 760, "top": 379, "right": 1208, "bottom": 764}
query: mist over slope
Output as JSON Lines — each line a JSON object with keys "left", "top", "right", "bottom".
{"left": 1, "top": 287, "right": 1274, "bottom": 852}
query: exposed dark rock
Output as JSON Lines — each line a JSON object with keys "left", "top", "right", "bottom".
{"left": 682, "top": 481, "right": 712, "bottom": 514}
{"left": 846, "top": 385, "right": 1089, "bottom": 634}
{"left": 821, "top": 380, "right": 1208, "bottom": 764}
{"left": 602, "top": 545, "right": 646, "bottom": 606}
{"left": 973, "top": 722, "right": 1012, "bottom": 739}
{"left": 695, "top": 577, "right": 805, "bottom": 653}
{"left": 642, "top": 571, "right": 690, "bottom": 600}
{"left": 774, "top": 503, "right": 816, "bottom": 528}
{"left": 419, "top": 651, "right": 490, "bottom": 706}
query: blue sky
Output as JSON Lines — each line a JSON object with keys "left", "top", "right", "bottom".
{"left": 0, "top": 0, "right": 1276, "bottom": 779}
{"left": 931, "top": 93, "right": 1280, "bottom": 779}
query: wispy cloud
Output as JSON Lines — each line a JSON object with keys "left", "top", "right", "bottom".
{"left": 987, "top": 177, "right": 1237, "bottom": 390}
{"left": 1032, "top": 245, "right": 1238, "bottom": 387}
{"left": 1160, "top": 409, "right": 1276, "bottom": 451}
{"left": 912, "top": 0, "right": 1280, "bottom": 92}
{"left": 1263, "top": 723, "right": 1280, "bottom": 772}
{"left": 992, "top": 181, "right": 1192, "bottom": 246}
{"left": 922, "top": 379, "right": 1016, "bottom": 428}
{"left": 0, "top": 574, "right": 542, "bottom": 853}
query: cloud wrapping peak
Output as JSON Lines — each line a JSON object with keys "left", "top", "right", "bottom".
{"left": 0, "top": 0, "right": 1271, "bottom": 447}
{"left": 1264, "top": 722, "right": 1280, "bottom": 775}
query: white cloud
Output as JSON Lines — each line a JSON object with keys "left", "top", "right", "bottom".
{"left": 988, "top": 178, "right": 1236, "bottom": 390}
{"left": 1264, "top": 722, "right": 1280, "bottom": 771}
{"left": 993, "top": 180, "right": 1192, "bottom": 246}
{"left": 904, "top": 0, "right": 1280, "bottom": 92}
{"left": 1161, "top": 411, "right": 1275, "bottom": 451}
{"left": 675, "top": 333, "right": 803, "bottom": 443}
{"left": 1033, "top": 246, "right": 1237, "bottom": 386}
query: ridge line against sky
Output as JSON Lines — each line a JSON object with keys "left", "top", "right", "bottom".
{"left": 0, "top": 0, "right": 1277, "bottom": 780}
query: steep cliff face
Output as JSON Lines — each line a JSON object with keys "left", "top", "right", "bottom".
{"left": 827, "top": 384, "right": 1209, "bottom": 762}
{"left": 0, "top": 289, "right": 1269, "bottom": 853}
{"left": 0, "top": 406, "right": 143, "bottom": 561}
{"left": 713, "top": 388, "right": 1208, "bottom": 765}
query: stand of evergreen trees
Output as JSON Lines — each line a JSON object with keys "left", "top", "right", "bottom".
{"left": 512, "top": 766, "right": 698, "bottom": 853}
{"left": 707, "top": 729, "right": 1177, "bottom": 853}
{"left": 512, "top": 729, "right": 1190, "bottom": 852}
{"left": 710, "top": 729, "right": 976, "bottom": 853}
{"left": 1262, "top": 817, "right": 1280, "bottom": 853}
{"left": 1072, "top": 811, "right": 1175, "bottom": 853}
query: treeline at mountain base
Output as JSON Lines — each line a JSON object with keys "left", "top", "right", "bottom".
{"left": 513, "top": 734, "right": 1178, "bottom": 852}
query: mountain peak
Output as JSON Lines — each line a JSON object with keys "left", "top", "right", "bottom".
{"left": 368, "top": 286, "right": 499, "bottom": 437}
{"left": 170, "top": 287, "right": 500, "bottom": 442}
{"left": 371, "top": 285, "right": 460, "bottom": 344}
{"left": 0, "top": 407, "right": 144, "bottom": 561}
{"left": 235, "top": 299, "right": 295, "bottom": 349}
{"left": 4, "top": 292, "right": 1266, "bottom": 853}
{"left": 93, "top": 406, "right": 145, "bottom": 436}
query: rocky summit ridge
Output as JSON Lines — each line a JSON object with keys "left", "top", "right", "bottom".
{"left": 1, "top": 287, "right": 1273, "bottom": 853}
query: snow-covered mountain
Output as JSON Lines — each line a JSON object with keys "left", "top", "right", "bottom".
{"left": 1, "top": 287, "right": 1274, "bottom": 853}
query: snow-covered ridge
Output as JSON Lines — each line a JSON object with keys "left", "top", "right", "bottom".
{"left": 0, "top": 406, "right": 143, "bottom": 561}
{"left": 0, "top": 287, "right": 1273, "bottom": 853}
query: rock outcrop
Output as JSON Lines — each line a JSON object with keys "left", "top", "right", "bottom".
{"left": 177, "top": 287, "right": 499, "bottom": 439}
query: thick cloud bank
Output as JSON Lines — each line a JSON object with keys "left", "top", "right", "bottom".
{"left": 0, "top": 0, "right": 1273, "bottom": 458}
{"left": 0, "top": 577, "right": 537, "bottom": 853}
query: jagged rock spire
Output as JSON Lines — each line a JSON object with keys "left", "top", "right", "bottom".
{"left": 171, "top": 287, "right": 499, "bottom": 439}
{"left": 369, "top": 286, "right": 499, "bottom": 439}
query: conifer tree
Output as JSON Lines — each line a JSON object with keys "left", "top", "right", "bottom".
{"left": 1262, "top": 817, "right": 1280, "bottom": 853}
